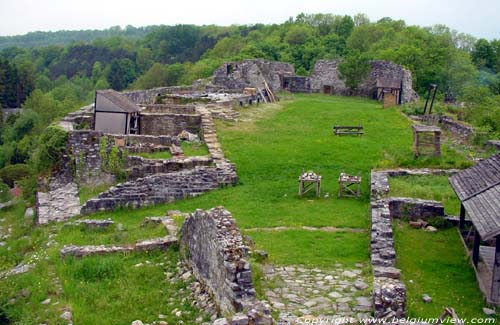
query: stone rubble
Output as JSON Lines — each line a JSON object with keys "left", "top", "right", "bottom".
{"left": 64, "top": 218, "right": 114, "bottom": 229}
{"left": 36, "top": 176, "right": 80, "bottom": 225}
{"left": 181, "top": 207, "right": 272, "bottom": 324}
{"left": 59, "top": 235, "right": 177, "bottom": 258}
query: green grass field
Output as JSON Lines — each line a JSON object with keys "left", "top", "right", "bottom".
{"left": 389, "top": 175, "right": 461, "bottom": 215}
{"left": 0, "top": 94, "right": 485, "bottom": 322}
{"left": 394, "top": 222, "right": 487, "bottom": 319}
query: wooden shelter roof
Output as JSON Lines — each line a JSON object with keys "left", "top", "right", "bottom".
{"left": 376, "top": 77, "right": 401, "bottom": 89}
{"left": 96, "top": 89, "right": 140, "bottom": 113}
{"left": 450, "top": 153, "right": 500, "bottom": 241}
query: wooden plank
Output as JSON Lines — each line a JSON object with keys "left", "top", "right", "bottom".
{"left": 459, "top": 203, "right": 465, "bottom": 230}
{"left": 473, "top": 229, "right": 481, "bottom": 266}
{"left": 491, "top": 236, "right": 500, "bottom": 302}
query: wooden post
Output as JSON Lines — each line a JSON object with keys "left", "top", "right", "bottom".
{"left": 459, "top": 204, "right": 465, "bottom": 230}
{"left": 473, "top": 228, "right": 481, "bottom": 267}
{"left": 490, "top": 236, "right": 500, "bottom": 303}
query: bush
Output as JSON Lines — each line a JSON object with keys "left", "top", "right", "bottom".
{"left": 0, "top": 164, "right": 33, "bottom": 187}
{"left": 427, "top": 216, "right": 453, "bottom": 229}
{"left": 31, "top": 125, "right": 68, "bottom": 173}
{"left": 0, "top": 181, "right": 10, "bottom": 203}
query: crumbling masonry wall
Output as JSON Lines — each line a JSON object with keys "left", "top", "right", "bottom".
{"left": 80, "top": 164, "right": 238, "bottom": 215}
{"left": 180, "top": 207, "right": 272, "bottom": 324}
{"left": 370, "top": 168, "right": 457, "bottom": 319}
{"left": 140, "top": 113, "right": 202, "bottom": 136}
{"left": 213, "top": 59, "right": 295, "bottom": 91}
{"left": 310, "top": 60, "right": 418, "bottom": 103}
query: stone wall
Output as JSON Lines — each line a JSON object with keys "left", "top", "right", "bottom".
{"left": 36, "top": 167, "right": 80, "bottom": 224}
{"left": 140, "top": 104, "right": 197, "bottom": 115}
{"left": 125, "top": 156, "right": 213, "bottom": 180}
{"left": 180, "top": 207, "right": 272, "bottom": 324}
{"left": 370, "top": 172, "right": 407, "bottom": 319}
{"left": 123, "top": 86, "right": 196, "bottom": 104}
{"left": 213, "top": 59, "right": 295, "bottom": 91}
{"left": 281, "top": 76, "right": 312, "bottom": 93}
{"left": 80, "top": 163, "right": 238, "bottom": 215}
{"left": 310, "top": 60, "right": 418, "bottom": 103}
{"left": 67, "top": 130, "right": 116, "bottom": 186}
{"left": 109, "top": 134, "right": 179, "bottom": 153}
{"left": 411, "top": 115, "right": 474, "bottom": 140}
{"left": 387, "top": 197, "right": 444, "bottom": 220}
{"left": 310, "top": 60, "right": 348, "bottom": 95}
{"left": 370, "top": 168, "right": 458, "bottom": 320}
{"left": 140, "top": 113, "right": 202, "bottom": 136}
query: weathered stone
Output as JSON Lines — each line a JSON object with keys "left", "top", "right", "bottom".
{"left": 180, "top": 207, "right": 270, "bottom": 324}
{"left": 483, "top": 307, "right": 496, "bottom": 316}
{"left": 24, "top": 208, "right": 34, "bottom": 218}
{"left": 81, "top": 163, "right": 237, "bottom": 215}
{"left": 354, "top": 280, "right": 369, "bottom": 291}
{"left": 310, "top": 60, "right": 418, "bottom": 103}
{"left": 213, "top": 318, "right": 230, "bottom": 325}
{"left": 231, "top": 314, "right": 249, "bottom": 325}
{"left": 422, "top": 294, "right": 432, "bottom": 303}
{"left": 64, "top": 218, "right": 114, "bottom": 229}
{"left": 60, "top": 311, "right": 72, "bottom": 321}
{"left": 131, "top": 321, "right": 144, "bottom": 325}
{"left": 425, "top": 226, "right": 438, "bottom": 233}
{"left": 373, "top": 266, "right": 401, "bottom": 279}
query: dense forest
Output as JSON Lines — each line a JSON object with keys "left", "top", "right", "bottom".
{"left": 0, "top": 13, "right": 499, "bottom": 202}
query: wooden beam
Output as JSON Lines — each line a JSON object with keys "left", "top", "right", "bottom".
{"left": 490, "top": 236, "right": 500, "bottom": 303}
{"left": 459, "top": 203, "right": 465, "bottom": 230}
{"left": 473, "top": 228, "right": 481, "bottom": 267}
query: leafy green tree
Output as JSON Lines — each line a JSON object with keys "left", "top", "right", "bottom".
{"left": 107, "top": 58, "right": 138, "bottom": 90}
{"left": 131, "top": 63, "right": 168, "bottom": 89}
{"left": 285, "top": 25, "right": 313, "bottom": 46}
{"left": 338, "top": 50, "right": 370, "bottom": 90}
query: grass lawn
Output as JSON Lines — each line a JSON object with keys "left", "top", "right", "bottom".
{"left": 388, "top": 175, "right": 461, "bottom": 215}
{"left": 393, "top": 222, "right": 489, "bottom": 319}
{"left": 245, "top": 229, "right": 369, "bottom": 267}
{"left": 180, "top": 141, "right": 209, "bottom": 156}
{"left": 79, "top": 183, "right": 117, "bottom": 204}
{"left": 132, "top": 150, "right": 172, "bottom": 159}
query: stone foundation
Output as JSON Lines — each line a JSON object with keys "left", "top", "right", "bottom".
{"left": 387, "top": 197, "right": 444, "bottom": 220}
{"left": 80, "top": 163, "right": 238, "bottom": 215}
{"left": 180, "top": 207, "right": 272, "bottom": 324}
{"left": 60, "top": 236, "right": 177, "bottom": 258}
{"left": 36, "top": 166, "right": 80, "bottom": 225}
{"left": 411, "top": 115, "right": 474, "bottom": 140}
{"left": 370, "top": 168, "right": 457, "bottom": 320}
{"left": 140, "top": 113, "right": 202, "bottom": 136}
{"left": 125, "top": 156, "right": 213, "bottom": 180}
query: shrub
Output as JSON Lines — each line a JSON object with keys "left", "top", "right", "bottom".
{"left": 0, "top": 164, "right": 33, "bottom": 187}
{"left": 0, "top": 181, "right": 10, "bottom": 203}
{"left": 31, "top": 125, "right": 68, "bottom": 173}
{"left": 427, "top": 216, "right": 453, "bottom": 229}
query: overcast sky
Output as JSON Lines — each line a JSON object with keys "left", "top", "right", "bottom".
{"left": 0, "top": 0, "right": 498, "bottom": 39}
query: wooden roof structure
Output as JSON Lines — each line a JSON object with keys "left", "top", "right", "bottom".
{"left": 450, "top": 153, "right": 500, "bottom": 241}
{"left": 376, "top": 77, "right": 401, "bottom": 90}
{"left": 96, "top": 89, "right": 140, "bottom": 113}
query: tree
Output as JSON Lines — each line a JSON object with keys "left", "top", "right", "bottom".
{"left": 106, "top": 58, "right": 138, "bottom": 90}
{"left": 338, "top": 50, "right": 370, "bottom": 90}
{"left": 131, "top": 63, "right": 168, "bottom": 89}
{"left": 285, "top": 25, "right": 313, "bottom": 46}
